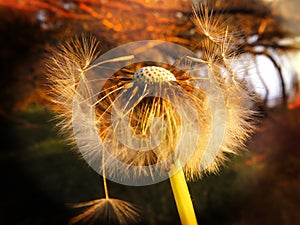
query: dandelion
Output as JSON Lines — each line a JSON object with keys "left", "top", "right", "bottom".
{"left": 46, "top": 2, "right": 255, "bottom": 225}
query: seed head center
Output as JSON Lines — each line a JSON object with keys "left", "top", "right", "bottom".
{"left": 133, "top": 66, "right": 176, "bottom": 84}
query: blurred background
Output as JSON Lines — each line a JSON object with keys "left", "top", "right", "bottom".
{"left": 0, "top": 0, "right": 300, "bottom": 224}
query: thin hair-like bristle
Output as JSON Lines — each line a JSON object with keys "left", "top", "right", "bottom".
{"left": 46, "top": 35, "right": 100, "bottom": 143}
{"left": 68, "top": 198, "right": 141, "bottom": 225}
{"left": 192, "top": 1, "right": 230, "bottom": 43}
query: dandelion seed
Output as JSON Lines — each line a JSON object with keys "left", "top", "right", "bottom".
{"left": 46, "top": 35, "right": 140, "bottom": 225}
{"left": 192, "top": 1, "right": 230, "bottom": 43}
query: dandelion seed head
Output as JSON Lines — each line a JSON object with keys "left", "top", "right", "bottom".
{"left": 48, "top": 37, "right": 255, "bottom": 185}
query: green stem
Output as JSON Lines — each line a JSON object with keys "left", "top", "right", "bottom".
{"left": 169, "top": 162, "right": 198, "bottom": 225}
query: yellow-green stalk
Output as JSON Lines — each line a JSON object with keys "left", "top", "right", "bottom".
{"left": 169, "top": 162, "right": 198, "bottom": 225}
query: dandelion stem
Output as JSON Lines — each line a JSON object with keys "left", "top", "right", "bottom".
{"left": 169, "top": 162, "right": 198, "bottom": 225}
